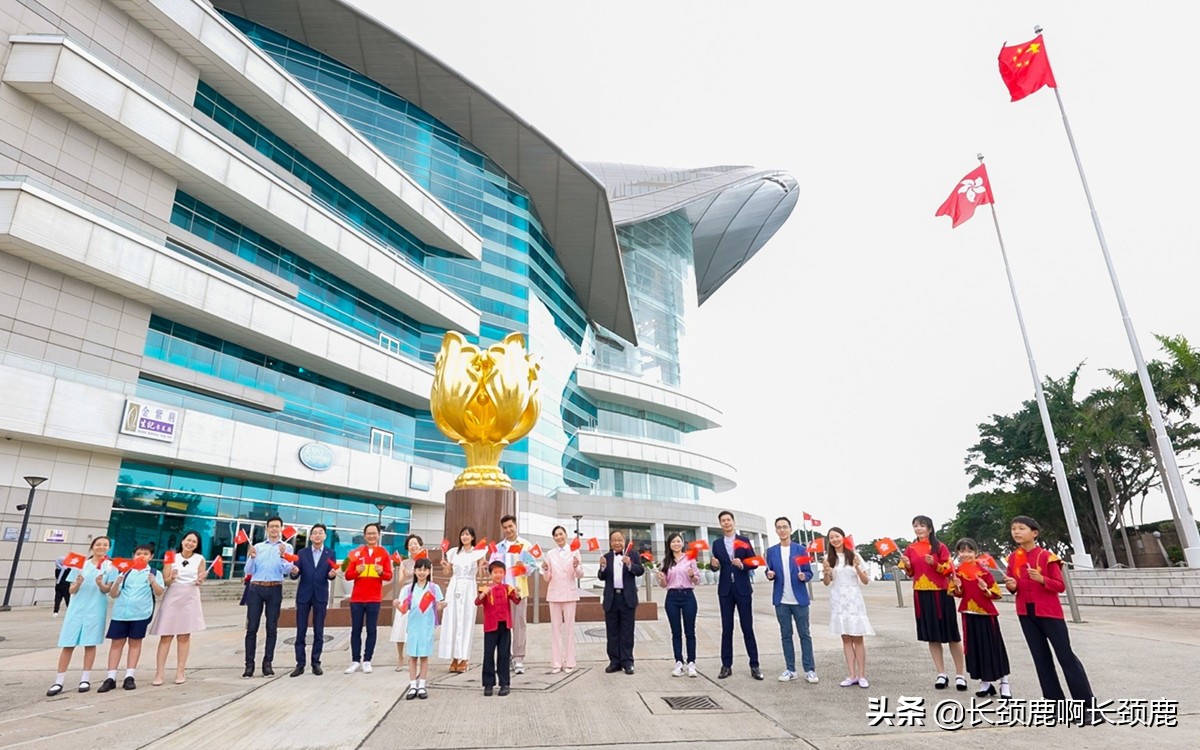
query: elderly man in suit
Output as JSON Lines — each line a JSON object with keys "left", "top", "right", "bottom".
{"left": 597, "top": 530, "right": 644, "bottom": 675}
{"left": 710, "top": 510, "right": 763, "bottom": 680}
{"left": 289, "top": 523, "right": 338, "bottom": 677}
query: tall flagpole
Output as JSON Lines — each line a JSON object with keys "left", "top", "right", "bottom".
{"left": 981, "top": 154, "right": 1092, "bottom": 568}
{"left": 1039, "top": 26, "right": 1200, "bottom": 566}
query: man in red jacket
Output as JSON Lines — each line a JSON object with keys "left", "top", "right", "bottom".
{"left": 344, "top": 522, "right": 393, "bottom": 674}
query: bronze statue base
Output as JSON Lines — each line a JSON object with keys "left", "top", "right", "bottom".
{"left": 444, "top": 485, "right": 517, "bottom": 548}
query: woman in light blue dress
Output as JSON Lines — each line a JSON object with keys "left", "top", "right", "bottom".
{"left": 399, "top": 558, "right": 444, "bottom": 700}
{"left": 48, "top": 536, "right": 115, "bottom": 696}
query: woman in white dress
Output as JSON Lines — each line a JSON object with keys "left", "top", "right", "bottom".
{"left": 150, "top": 530, "right": 207, "bottom": 685}
{"left": 438, "top": 526, "right": 486, "bottom": 672}
{"left": 389, "top": 534, "right": 421, "bottom": 669}
{"left": 822, "top": 526, "right": 874, "bottom": 688}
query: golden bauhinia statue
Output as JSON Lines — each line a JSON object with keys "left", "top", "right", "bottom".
{"left": 431, "top": 331, "right": 541, "bottom": 488}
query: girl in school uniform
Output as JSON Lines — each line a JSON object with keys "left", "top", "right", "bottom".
{"left": 150, "top": 530, "right": 207, "bottom": 686}
{"left": 897, "top": 514, "right": 967, "bottom": 690}
{"left": 1003, "top": 515, "right": 1095, "bottom": 714}
{"left": 47, "top": 536, "right": 115, "bottom": 696}
{"left": 389, "top": 534, "right": 421, "bottom": 670}
{"left": 398, "top": 557, "right": 445, "bottom": 700}
{"left": 950, "top": 538, "right": 1011, "bottom": 698}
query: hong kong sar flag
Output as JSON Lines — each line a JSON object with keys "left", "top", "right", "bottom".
{"left": 935, "top": 164, "right": 993, "bottom": 228}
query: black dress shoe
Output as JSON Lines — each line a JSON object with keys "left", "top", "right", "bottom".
{"left": 976, "top": 684, "right": 996, "bottom": 697}
{"left": 290, "top": 666, "right": 305, "bottom": 678}
{"left": 261, "top": 663, "right": 275, "bottom": 677}
{"left": 623, "top": 666, "right": 635, "bottom": 675}
{"left": 497, "top": 686, "right": 510, "bottom": 696}
{"left": 750, "top": 668, "right": 764, "bottom": 681}
{"left": 718, "top": 667, "right": 732, "bottom": 679}
{"left": 311, "top": 664, "right": 324, "bottom": 676}
{"left": 604, "top": 664, "right": 621, "bottom": 673}
{"left": 97, "top": 678, "right": 117, "bottom": 693}
{"left": 242, "top": 666, "right": 254, "bottom": 679}
{"left": 483, "top": 686, "right": 494, "bottom": 696}
{"left": 46, "top": 684, "right": 64, "bottom": 697}
{"left": 123, "top": 676, "right": 136, "bottom": 690}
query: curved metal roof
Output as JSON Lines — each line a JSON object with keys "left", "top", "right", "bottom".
{"left": 213, "top": 0, "right": 636, "bottom": 342}
{"left": 584, "top": 163, "right": 798, "bottom": 304}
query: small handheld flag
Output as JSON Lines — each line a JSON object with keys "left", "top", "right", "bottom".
{"left": 440, "top": 539, "right": 450, "bottom": 553}
{"left": 487, "top": 541, "right": 498, "bottom": 557}
{"left": 744, "top": 556, "right": 766, "bottom": 568}
{"left": 733, "top": 539, "right": 752, "bottom": 551}
{"left": 210, "top": 556, "right": 224, "bottom": 578}
{"left": 63, "top": 552, "right": 86, "bottom": 569}
{"left": 529, "top": 544, "right": 543, "bottom": 559}
{"left": 688, "top": 539, "right": 710, "bottom": 552}
{"left": 807, "top": 538, "right": 825, "bottom": 555}
{"left": 510, "top": 562, "right": 528, "bottom": 577}
{"left": 508, "top": 544, "right": 524, "bottom": 554}
{"left": 874, "top": 538, "right": 898, "bottom": 557}
{"left": 794, "top": 555, "right": 812, "bottom": 567}
{"left": 412, "top": 549, "right": 429, "bottom": 560}
{"left": 624, "top": 541, "right": 634, "bottom": 557}
{"left": 112, "top": 558, "right": 134, "bottom": 573}
{"left": 391, "top": 550, "right": 404, "bottom": 564}
{"left": 282, "top": 552, "right": 300, "bottom": 563}
{"left": 419, "top": 589, "right": 436, "bottom": 613}
{"left": 640, "top": 551, "right": 654, "bottom": 562}
{"left": 569, "top": 537, "right": 581, "bottom": 552}
{"left": 282, "top": 525, "right": 297, "bottom": 541}
{"left": 234, "top": 527, "right": 249, "bottom": 545}
{"left": 163, "top": 550, "right": 176, "bottom": 566}
{"left": 957, "top": 560, "right": 980, "bottom": 581}
{"left": 586, "top": 537, "right": 600, "bottom": 552}
{"left": 685, "top": 548, "right": 699, "bottom": 560}
{"left": 474, "top": 537, "right": 489, "bottom": 551}
{"left": 908, "top": 540, "right": 932, "bottom": 558}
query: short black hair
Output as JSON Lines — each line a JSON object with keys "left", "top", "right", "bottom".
{"left": 1011, "top": 515, "right": 1041, "bottom": 532}
{"left": 551, "top": 525, "right": 567, "bottom": 537}
{"left": 266, "top": 516, "right": 283, "bottom": 527}
{"left": 500, "top": 514, "right": 517, "bottom": 526}
{"left": 955, "top": 537, "right": 979, "bottom": 552}
{"left": 311, "top": 523, "right": 327, "bottom": 533}
{"left": 488, "top": 560, "right": 506, "bottom": 572}
{"left": 718, "top": 510, "right": 735, "bottom": 522}
{"left": 608, "top": 529, "right": 624, "bottom": 541}
{"left": 774, "top": 516, "right": 791, "bottom": 528}
{"left": 133, "top": 543, "right": 153, "bottom": 555}
{"left": 363, "top": 522, "right": 381, "bottom": 534}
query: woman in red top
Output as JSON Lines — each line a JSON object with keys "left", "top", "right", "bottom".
{"left": 1003, "top": 515, "right": 1095, "bottom": 716}
{"left": 949, "top": 538, "right": 1010, "bottom": 697}
{"left": 896, "top": 515, "right": 966, "bottom": 690}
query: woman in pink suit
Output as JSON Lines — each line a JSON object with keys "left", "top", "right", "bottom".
{"left": 539, "top": 525, "right": 582, "bottom": 673}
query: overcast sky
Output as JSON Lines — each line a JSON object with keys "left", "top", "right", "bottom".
{"left": 354, "top": 1, "right": 1199, "bottom": 544}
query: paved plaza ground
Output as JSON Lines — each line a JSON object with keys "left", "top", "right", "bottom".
{"left": 1, "top": 578, "right": 1196, "bottom": 749}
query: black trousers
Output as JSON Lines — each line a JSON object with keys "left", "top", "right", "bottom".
{"left": 244, "top": 584, "right": 283, "bottom": 667}
{"left": 1018, "top": 610, "right": 1093, "bottom": 703}
{"left": 349, "top": 602, "right": 380, "bottom": 662}
{"left": 294, "top": 600, "right": 328, "bottom": 667}
{"left": 53, "top": 580, "right": 71, "bottom": 613}
{"left": 482, "top": 623, "right": 512, "bottom": 688}
{"left": 719, "top": 592, "right": 759, "bottom": 668}
{"left": 605, "top": 598, "right": 636, "bottom": 668}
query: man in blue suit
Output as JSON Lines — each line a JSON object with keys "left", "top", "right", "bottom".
{"left": 598, "top": 530, "right": 644, "bottom": 675}
{"left": 710, "top": 510, "right": 762, "bottom": 680}
{"left": 764, "top": 516, "right": 819, "bottom": 683}
{"left": 289, "top": 523, "right": 338, "bottom": 677}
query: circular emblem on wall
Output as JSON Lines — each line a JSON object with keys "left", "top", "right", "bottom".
{"left": 298, "top": 442, "right": 334, "bottom": 471}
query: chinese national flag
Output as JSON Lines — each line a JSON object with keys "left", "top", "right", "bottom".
{"left": 234, "top": 527, "right": 249, "bottom": 545}
{"left": 163, "top": 550, "right": 176, "bottom": 566}
{"left": 936, "top": 164, "right": 993, "bottom": 228}
{"left": 412, "top": 549, "right": 429, "bottom": 560}
{"left": 875, "top": 537, "right": 898, "bottom": 557}
{"left": 807, "top": 538, "right": 825, "bottom": 555}
{"left": 569, "top": 537, "right": 581, "bottom": 552}
{"left": 909, "top": 540, "right": 932, "bottom": 558}
{"left": 440, "top": 539, "right": 450, "bottom": 553}
{"left": 957, "top": 560, "right": 980, "bottom": 581}
{"left": 282, "top": 552, "right": 300, "bottom": 563}
{"left": 508, "top": 544, "right": 523, "bottom": 554}
{"left": 398, "top": 597, "right": 410, "bottom": 614}
{"left": 510, "top": 562, "right": 528, "bottom": 577}
{"left": 391, "top": 550, "right": 404, "bottom": 564}
{"left": 474, "top": 537, "right": 489, "bottom": 551}
{"left": 419, "top": 590, "right": 436, "bottom": 613}
{"left": 744, "top": 555, "right": 766, "bottom": 568}
{"left": 210, "top": 556, "right": 224, "bottom": 578}
{"left": 282, "top": 525, "right": 297, "bottom": 541}
{"left": 63, "top": 552, "right": 86, "bottom": 569}
{"left": 733, "top": 539, "right": 752, "bottom": 551}
{"left": 487, "top": 541, "right": 498, "bottom": 557}
{"left": 979, "top": 552, "right": 1000, "bottom": 571}
{"left": 794, "top": 555, "right": 812, "bottom": 567}
{"left": 1011, "top": 547, "right": 1028, "bottom": 571}
{"left": 685, "top": 548, "right": 699, "bottom": 560}
{"left": 529, "top": 544, "right": 543, "bottom": 559}
{"left": 586, "top": 537, "right": 600, "bottom": 552}
{"left": 845, "top": 535, "right": 855, "bottom": 550}
{"left": 688, "top": 539, "right": 709, "bottom": 552}
{"left": 112, "top": 558, "right": 133, "bottom": 573}
{"left": 999, "top": 35, "right": 1056, "bottom": 102}
{"left": 624, "top": 541, "right": 634, "bottom": 557}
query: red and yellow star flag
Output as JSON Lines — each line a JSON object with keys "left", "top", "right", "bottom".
{"left": 936, "top": 164, "right": 993, "bottom": 228}
{"left": 999, "top": 35, "right": 1056, "bottom": 102}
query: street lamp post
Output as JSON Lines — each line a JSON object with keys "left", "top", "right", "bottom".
{"left": 1, "top": 476, "right": 48, "bottom": 612}
{"left": 375, "top": 503, "right": 387, "bottom": 526}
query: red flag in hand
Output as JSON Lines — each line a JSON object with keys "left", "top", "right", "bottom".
{"left": 640, "top": 551, "right": 654, "bottom": 562}
{"left": 733, "top": 538, "right": 752, "bottom": 551}
{"left": 978, "top": 552, "right": 999, "bottom": 571}
{"left": 845, "top": 535, "right": 855, "bottom": 550}
{"left": 909, "top": 540, "right": 931, "bottom": 558}
{"left": 686, "top": 548, "right": 699, "bottom": 560}
{"left": 744, "top": 555, "right": 766, "bottom": 568}
{"left": 132, "top": 557, "right": 150, "bottom": 571}
{"left": 63, "top": 552, "right": 86, "bottom": 569}
{"left": 794, "top": 555, "right": 811, "bottom": 567}
{"left": 412, "top": 548, "right": 429, "bottom": 560}
{"left": 624, "top": 541, "right": 634, "bottom": 557}
{"left": 1011, "top": 547, "right": 1028, "bottom": 572}
{"left": 282, "top": 552, "right": 300, "bottom": 563}
{"left": 419, "top": 589, "right": 436, "bottom": 613}
{"left": 398, "top": 597, "right": 410, "bottom": 614}
{"left": 234, "top": 527, "right": 249, "bottom": 545}
{"left": 529, "top": 544, "right": 543, "bottom": 559}
{"left": 999, "top": 34, "right": 1056, "bottom": 102}
{"left": 474, "top": 537, "right": 489, "bottom": 551}
{"left": 440, "top": 539, "right": 450, "bottom": 553}
{"left": 210, "top": 556, "right": 224, "bottom": 578}
{"left": 391, "top": 550, "right": 404, "bottom": 564}
{"left": 510, "top": 562, "right": 528, "bottom": 577}
{"left": 936, "top": 164, "right": 993, "bottom": 228}
{"left": 163, "top": 550, "right": 176, "bottom": 566}
{"left": 688, "top": 539, "right": 709, "bottom": 552}
{"left": 586, "top": 537, "right": 600, "bottom": 552}
{"left": 875, "top": 537, "right": 898, "bottom": 557}
{"left": 957, "top": 560, "right": 980, "bottom": 581}
{"left": 807, "top": 538, "right": 825, "bottom": 555}
{"left": 112, "top": 558, "right": 133, "bottom": 573}
{"left": 508, "top": 544, "right": 523, "bottom": 554}
{"left": 569, "top": 537, "right": 581, "bottom": 552}
{"left": 282, "top": 525, "right": 297, "bottom": 541}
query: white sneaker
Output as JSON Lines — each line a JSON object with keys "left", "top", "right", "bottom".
{"left": 513, "top": 661, "right": 525, "bottom": 675}
{"left": 805, "top": 670, "right": 820, "bottom": 684}
{"left": 778, "top": 670, "right": 797, "bottom": 682}
{"left": 686, "top": 662, "right": 697, "bottom": 677}
{"left": 53, "top": 612, "right": 59, "bottom": 618}
{"left": 344, "top": 662, "right": 360, "bottom": 674}
{"left": 361, "top": 662, "right": 373, "bottom": 674}
{"left": 672, "top": 661, "right": 684, "bottom": 677}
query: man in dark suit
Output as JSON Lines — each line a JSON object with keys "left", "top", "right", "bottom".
{"left": 289, "top": 523, "right": 338, "bottom": 677}
{"left": 710, "top": 510, "right": 763, "bottom": 680}
{"left": 597, "top": 530, "right": 644, "bottom": 675}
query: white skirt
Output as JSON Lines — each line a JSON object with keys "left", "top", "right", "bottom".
{"left": 388, "top": 610, "right": 408, "bottom": 642}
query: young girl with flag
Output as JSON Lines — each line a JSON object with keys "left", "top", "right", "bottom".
{"left": 47, "top": 536, "right": 115, "bottom": 696}
{"left": 388, "top": 534, "right": 422, "bottom": 669}
{"left": 896, "top": 515, "right": 966, "bottom": 690}
{"left": 950, "top": 538, "right": 1011, "bottom": 698}
{"left": 398, "top": 557, "right": 444, "bottom": 700}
